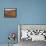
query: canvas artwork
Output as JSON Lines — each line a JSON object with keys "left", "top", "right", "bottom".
{"left": 4, "top": 8, "right": 17, "bottom": 18}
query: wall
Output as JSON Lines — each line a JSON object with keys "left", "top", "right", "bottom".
{"left": 0, "top": 0, "right": 46, "bottom": 44}
{"left": 20, "top": 0, "right": 46, "bottom": 24}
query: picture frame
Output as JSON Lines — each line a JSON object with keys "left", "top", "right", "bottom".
{"left": 4, "top": 8, "right": 17, "bottom": 18}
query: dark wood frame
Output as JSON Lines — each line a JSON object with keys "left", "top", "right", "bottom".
{"left": 4, "top": 8, "right": 17, "bottom": 18}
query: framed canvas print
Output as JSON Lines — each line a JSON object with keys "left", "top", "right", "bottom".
{"left": 4, "top": 8, "right": 17, "bottom": 18}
